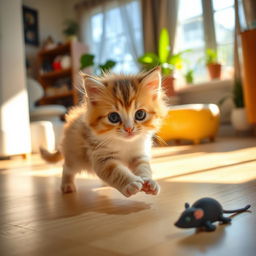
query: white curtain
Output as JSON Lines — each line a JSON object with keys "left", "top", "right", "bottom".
{"left": 80, "top": 0, "right": 143, "bottom": 73}
{"left": 118, "top": 0, "right": 142, "bottom": 67}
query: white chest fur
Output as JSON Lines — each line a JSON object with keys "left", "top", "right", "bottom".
{"left": 111, "top": 134, "right": 153, "bottom": 164}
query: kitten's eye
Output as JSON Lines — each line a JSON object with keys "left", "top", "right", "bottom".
{"left": 185, "top": 217, "right": 191, "bottom": 223}
{"left": 135, "top": 109, "right": 146, "bottom": 121}
{"left": 108, "top": 112, "right": 121, "bottom": 123}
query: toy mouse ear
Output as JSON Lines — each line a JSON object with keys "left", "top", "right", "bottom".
{"left": 185, "top": 203, "right": 190, "bottom": 209}
{"left": 194, "top": 209, "right": 204, "bottom": 220}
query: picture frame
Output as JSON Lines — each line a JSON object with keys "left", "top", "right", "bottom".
{"left": 22, "top": 6, "right": 39, "bottom": 46}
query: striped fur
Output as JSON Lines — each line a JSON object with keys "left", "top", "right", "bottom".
{"left": 41, "top": 67, "right": 168, "bottom": 197}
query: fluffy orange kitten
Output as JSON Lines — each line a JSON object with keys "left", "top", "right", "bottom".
{"left": 41, "top": 67, "right": 168, "bottom": 197}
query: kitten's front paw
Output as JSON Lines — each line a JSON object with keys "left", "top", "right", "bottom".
{"left": 122, "top": 179, "right": 144, "bottom": 197}
{"left": 61, "top": 183, "right": 76, "bottom": 193}
{"left": 142, "top": 178, "right": 160, "bottom": 195}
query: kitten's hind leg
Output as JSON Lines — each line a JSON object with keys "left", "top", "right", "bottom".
{"left": 61, "top": 165, "right": 77, "bottom": 193}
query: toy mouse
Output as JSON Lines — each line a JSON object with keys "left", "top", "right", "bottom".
{"left": 175, "top": 197, "right": 251, "bottom": 232}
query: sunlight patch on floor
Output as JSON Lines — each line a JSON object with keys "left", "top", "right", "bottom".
{"left": 164, "top": 161, "right": 256, "bottom": 184}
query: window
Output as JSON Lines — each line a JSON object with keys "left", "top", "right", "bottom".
{"left": 175, "top": 0, "right": 206, "bottom": 84}
{"left": 175, "top": 0, "right": 236, "bottom": 85}
{"left": 84, "top": 0, "right": 143, "bottom": 74}
{"left": 213, "top": 0, "right": 235, "bottom": 76}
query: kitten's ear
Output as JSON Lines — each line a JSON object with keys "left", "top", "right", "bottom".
{"left": 82, "top": 74, "right": 105, "bottom": 103}
{"left": 140, "top": 66, "right": 161, "bottom": 98}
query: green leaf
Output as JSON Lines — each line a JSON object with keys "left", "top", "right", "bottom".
{"left": 137, "top": 53, "right": 159, "bottom": 70}
{"left": 161, "top": 63, "right": 173, "bottom": 75}
{"left": 80, "top": 54, "right": 95, "bottom": 69}
{"left": 185, "top": 70, "right": 194, "bottom": 84}
{"left": 233, "top": 79, "right": 244, "bottom": 108}
{"left": 158, "top": 28, "right": 170, "bottom": 63}
{"left": 205, "top": 48, "right": 218, "bottom": 64}
{"left": 99, "top": 60, "right": 116, "bottom": 73}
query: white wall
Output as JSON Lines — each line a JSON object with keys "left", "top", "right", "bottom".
{"left": 62, "top": 0, "right": 81, "bottom": 20}
{"left": 0, "top": 0, "right": 31, "bottom": 156}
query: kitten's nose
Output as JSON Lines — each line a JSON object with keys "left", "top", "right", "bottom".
{"left": 124, "top": 127, "right": 133, "bottom": 134}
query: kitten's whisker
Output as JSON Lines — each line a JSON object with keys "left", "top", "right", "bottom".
{"left": 75, "top": 84, "right": 86, "bottom": 95}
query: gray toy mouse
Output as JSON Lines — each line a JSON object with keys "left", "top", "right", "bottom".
{"left": 175, "top": 197, "right": 251, "bottom": 232}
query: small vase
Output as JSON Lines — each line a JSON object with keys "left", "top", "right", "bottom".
{"left": 207, "top": 63, "right": 222, "bottom": 80}
{"left": 66, "top": 35, "right": 77, "bottom": 42}
{"left": 231, "top": 108, "right": 251, "bottom": 131}
{"left": 162, "top": 75, "right": 175, "bottom": 97}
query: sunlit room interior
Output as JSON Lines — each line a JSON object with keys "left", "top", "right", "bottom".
{"left": 0, "top": 0, "right": 256, "bottom": 255}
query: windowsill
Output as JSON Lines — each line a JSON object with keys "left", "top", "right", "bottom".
{"left": 176, "top": 79, "right": 233, "bottom": 94}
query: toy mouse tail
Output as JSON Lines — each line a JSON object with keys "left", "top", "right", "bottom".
{"left": 223, "top": 204, "right": 251, "bottom": 213}
{"left": 40, "top": 147, "right": 63, "bottom": 163}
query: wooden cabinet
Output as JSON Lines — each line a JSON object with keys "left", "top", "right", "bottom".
{"left": 240, "top": 29, "right": 256, "bottom": 125}
{"left": 37, "top": 40, "right": 88, "bottom": 107}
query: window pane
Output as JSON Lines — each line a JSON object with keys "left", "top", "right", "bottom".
{"left": 213, "top": 0, "right": 234, "bottom": 11}
{"left": 183, "top": 49, "right": 207, "bottom": 83}
{"left": 88, "top": 0, "right": 142, "bottom": 74}
{"left": 105, "top": 7, "right": 123, "bottom": 38}
{"left": 177, "top": 0, "right": 204, "bottom": 50}
{"left": 175, "top": 0, "right": 206, "bottom": 84}
{"left": 214, "top": 7, "right": 234, "bottom": 44}
{"left": 179, "top": 0, "right": 203, "bottom": 20}
{"left": 218, "top": 43, "right": 234, "bottom": 67}
{"left": 181, "top": 17, "right": 204, "bottom": 49}
{"left": 92, "top": 13, "right": 103, "bottom": 43}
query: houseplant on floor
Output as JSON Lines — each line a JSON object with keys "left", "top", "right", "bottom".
{"left": 220, "top": 79, "right": 251, "bottom": 131}
{"left": 138, "top": 28, "right": 188, "bottom": 97}
{"left": 205, "top": 48, "right": 222, "bottom": 80}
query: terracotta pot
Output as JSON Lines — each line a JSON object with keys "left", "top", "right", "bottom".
{"left": 231, "top": 108, "right": 251, "bottom": 131}
{"left": 207, "top": 63, "right": 222, "bottom": 80}
{"left": 162, "top": 75, "right": 176, "bottom": 97}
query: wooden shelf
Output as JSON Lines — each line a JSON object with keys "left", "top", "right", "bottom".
{"left": 38, "top": 42, "right": 71, "bottom": 57}
{"left": 37, "top": 40, "right": 88, "bottom": 107}
{"left": 40, "top": 68, "right": 72, "bottom": 80}
{"left": 40, "top": 91, "right": 74, "bottom": 103}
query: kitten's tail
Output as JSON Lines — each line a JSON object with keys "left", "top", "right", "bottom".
{"left": 39, "top": 147, "right": 63, "bottom": 163}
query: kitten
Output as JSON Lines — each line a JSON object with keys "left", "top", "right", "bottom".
{"left": 40, "top": 67, "right": 168, "bottom": 197}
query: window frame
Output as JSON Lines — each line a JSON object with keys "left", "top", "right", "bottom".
{"left": 202, "top": 0, "right": 235, "bottom": 58}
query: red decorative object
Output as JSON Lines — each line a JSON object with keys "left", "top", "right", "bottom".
{"left": 52, "top": 61, "right": 62, "bottom": 70}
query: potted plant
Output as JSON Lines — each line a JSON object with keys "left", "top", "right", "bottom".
{"left": 185, "top": 69, "right": 194, "bottom": 84}
{"left": 138, "top": 28, "right": 188, "bottom": 97}
{"left": 80, "top": 53, "right": 116, "bottom": 75}
{"left": 205, "top": 48, "right": 222, "bottom": 80}
{"left": 219, "top": 79, "right": 251, "bottom": 131}
{"left": 63, "top": 19, "right": 79, "bottom": 41}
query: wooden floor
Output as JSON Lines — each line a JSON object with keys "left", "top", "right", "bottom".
{"left": 0, "top": 137, "right": 255, "bottom": 256}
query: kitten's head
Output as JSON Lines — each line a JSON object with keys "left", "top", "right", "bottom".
{"left": 82, "top": 67, "right": 168, "bottom": 141}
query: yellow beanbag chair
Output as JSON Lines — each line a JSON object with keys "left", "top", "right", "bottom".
{"left": 157, "top": 104, "right": 220, "bottom": 144}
